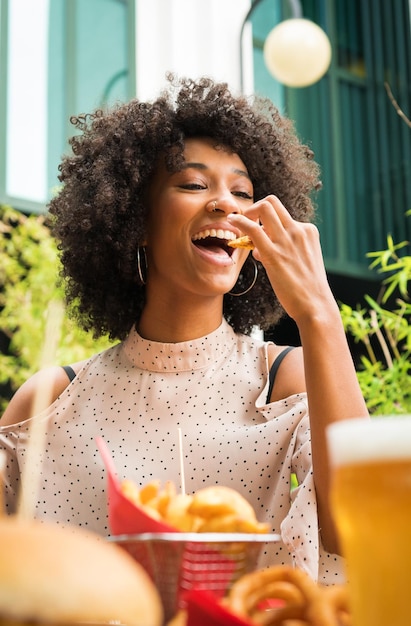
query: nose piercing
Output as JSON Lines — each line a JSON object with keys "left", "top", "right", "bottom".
{"left": 212, "top": 201, "right": 218, "bottom": 211}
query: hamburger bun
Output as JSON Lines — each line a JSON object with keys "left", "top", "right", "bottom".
{"left": 0, "top": 517, "right": 163, "bottom": 626}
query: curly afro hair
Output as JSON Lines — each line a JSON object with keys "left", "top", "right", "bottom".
{"left": 49, "top": 74, "right": 321, "bottom": 341}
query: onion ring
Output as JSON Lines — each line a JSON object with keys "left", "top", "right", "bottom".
{"left": 226, "top": 566, "right": 351, "bottom": 626}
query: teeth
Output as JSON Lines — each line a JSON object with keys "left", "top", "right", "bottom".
{"left": 192, "top": 229, "right": 237, "bottom": 241}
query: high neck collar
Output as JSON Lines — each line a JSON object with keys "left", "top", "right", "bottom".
{"left": 122, "top": 319, "right": 236, "bottom": 372}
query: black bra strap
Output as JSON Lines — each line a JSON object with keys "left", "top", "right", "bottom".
{"left": 62, "top": 365, "right": 76, "bottom": 382}
{"left": 266, "top": 346, "right": 295, "bottom": 403}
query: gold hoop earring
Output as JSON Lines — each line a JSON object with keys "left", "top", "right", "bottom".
{"left": 137, "top": 246, "right": 147, "bottom": 285}
{"left": 229, "top": 257, "right": 258, "bottom": 296}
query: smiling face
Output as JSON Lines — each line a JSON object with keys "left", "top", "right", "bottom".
{"left": 145, "top": 137, "right": 254, "bottom": 301}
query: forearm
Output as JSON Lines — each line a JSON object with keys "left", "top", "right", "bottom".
{"left": 298, "top": 303, "right": 369, "bottom": 553}
{"left": 226, "top": 200, "right": 370, "bottom": 552}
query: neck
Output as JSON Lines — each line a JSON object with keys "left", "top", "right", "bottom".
{"left": 137, "top": 293, "right": 224, "bottom": 343}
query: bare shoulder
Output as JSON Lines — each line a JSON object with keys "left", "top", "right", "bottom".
{"left": 267, "top": 343, "right": 306, "bottom": 402}
{"left": 0, "top": 359, "right": 88, "bottom": 427}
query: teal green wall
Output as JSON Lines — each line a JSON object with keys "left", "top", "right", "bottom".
{"left": 253, "top": 0, "right": 411, "bottom": 278}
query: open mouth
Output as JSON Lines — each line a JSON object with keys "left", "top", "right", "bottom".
{"left": 192, "top": 229, "right": 237, "bottom": 257}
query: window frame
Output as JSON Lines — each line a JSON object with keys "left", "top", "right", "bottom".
{"left": 0, "top": 0, "right": 136, "bottom": 215}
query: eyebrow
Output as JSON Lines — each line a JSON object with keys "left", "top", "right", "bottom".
{"left": 182, "top": 162, "right": 251, "bottom": 180}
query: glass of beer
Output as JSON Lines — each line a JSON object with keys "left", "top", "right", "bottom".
{"left": 327, "top": 416, "right": 411, "bottom": 626}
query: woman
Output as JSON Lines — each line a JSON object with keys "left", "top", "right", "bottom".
{"left": 0, "top": 75, "right": 368, "bottom": 583}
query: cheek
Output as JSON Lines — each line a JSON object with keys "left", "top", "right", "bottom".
{"left": 147, "top": 201, "right": 193, "bottom": 248}
{"left": 148, "top": 196, "right": 183, "bottom": 228}
{"left": 145, "top": 212, "right": 179, "bottom": 264}
{"left": 146, "top": 207, "right": 172, "bottom": 246}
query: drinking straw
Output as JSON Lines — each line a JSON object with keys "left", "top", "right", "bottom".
{"left": 178, "top": 427, "right": 186, "bottom": 496}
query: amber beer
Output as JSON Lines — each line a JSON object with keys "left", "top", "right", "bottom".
{"left": 327, "top": 417, "right": 411, "bottom": 626}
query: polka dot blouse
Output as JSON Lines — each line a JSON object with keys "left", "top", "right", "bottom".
{"left": 0, "top": 319, "right": 343, "bottom": 584}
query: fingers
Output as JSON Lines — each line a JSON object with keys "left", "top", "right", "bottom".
{"left": 227, "top": 195, "right": 303, "bottom": 248}
{"left": 239, "top": 194, "right": 294, "bottom": 230}
{"left": 227, "top": 194, "right": 319, "bottom": 260}
{"left": 228, "top": 194, "right": 331, "bottom": 323}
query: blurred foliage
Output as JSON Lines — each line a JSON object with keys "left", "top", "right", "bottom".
{"left": 0, "top": 205, "right": 113, "bottom": 414}
{"left": 340, "top": 212, "right": 411, "bottom": 415}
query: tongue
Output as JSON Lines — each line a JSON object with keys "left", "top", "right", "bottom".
{"left": 194, "top": 241, "right": 229, "bottom": 257}
{"left": 207, "top": 245, "right": 229, "bottom": 256}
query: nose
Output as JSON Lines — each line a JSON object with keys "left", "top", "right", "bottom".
{"left": 206, "top": 197, "right": 243, "bottom": 215}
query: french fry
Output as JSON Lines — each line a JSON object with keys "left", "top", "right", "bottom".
{"left": 140, "top": 503, "right": 162, "bottom": 521}
{"left": 139, "top": 480, "right": 161, "bottom": 504}
{"left": 120, "top": 481, "right": 269, "bottom": 534}
{"left": 120, "top": 479, "right": 143, "bottom": 506}
{"left": 188, "top": 485, "right": 258, "bottom": 520}
{"left": 156, "top": 480, "right": 177, "bottom": 517}
{"left": 197, "top": 514, "right": 269, "bottom": 534}
{"left": 163, "top": 494, "right": 200, "bottom": 532}
{"left": 228, "top": 235, "right": 254, "bottom": 250}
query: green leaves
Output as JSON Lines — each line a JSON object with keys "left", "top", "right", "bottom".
{"left": 356, "top": 355, "right": 411, "bottom": 415}
{"left": 340, "top": 225, "right": 411, "bottom": 415}
{"left": 0, "top": 205, "right": 112, "bottom": 414}
{"left": 367, "top": 235, "right": 410, "bottom": 302}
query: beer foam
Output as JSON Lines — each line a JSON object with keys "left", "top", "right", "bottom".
{"left": 327, "top": 416, "right": 411, "bottom": 466}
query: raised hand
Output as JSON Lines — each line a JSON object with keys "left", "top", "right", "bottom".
{"left": 227, "top": 195, "right": 337, "bottom": 324}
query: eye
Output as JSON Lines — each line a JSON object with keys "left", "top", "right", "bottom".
{"left": 233, "top": 190, "right": 254, "bottom": 200}
{"left": 180, "top": 183, "right": 207, "bottom": 190}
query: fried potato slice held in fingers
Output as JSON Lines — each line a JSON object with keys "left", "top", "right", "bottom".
{"left": 228, "top": 235, "right": 255, "bottom": 250}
